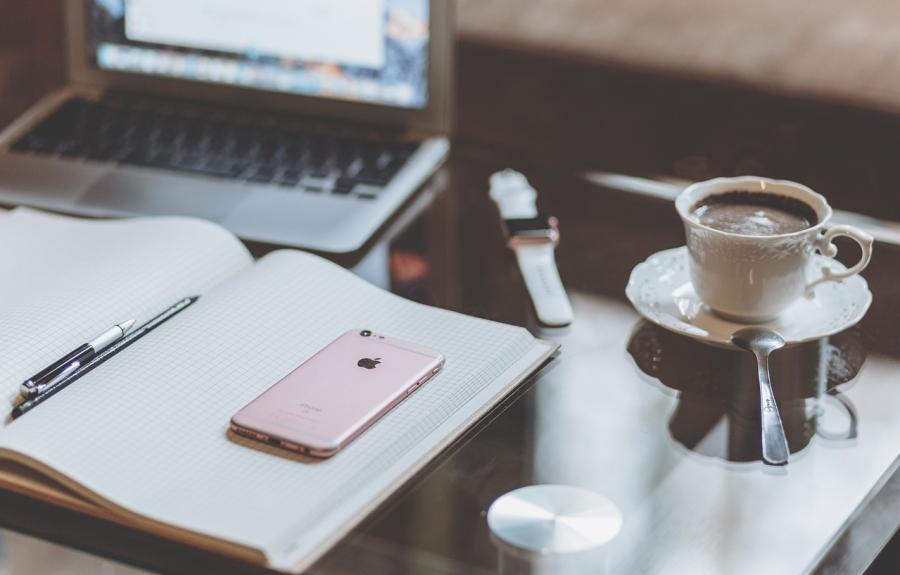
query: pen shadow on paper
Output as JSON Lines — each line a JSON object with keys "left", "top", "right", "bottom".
{"left": 225, "top": 431, "right": 326, "bottom": 465}
{"left": 627, "top": 321, "right": 865, "bottom": 464}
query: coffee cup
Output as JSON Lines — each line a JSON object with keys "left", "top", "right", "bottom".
{"left": 675, "top": 176, "right": 873, "bottom": 323}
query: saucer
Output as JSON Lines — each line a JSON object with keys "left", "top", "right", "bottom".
{"left": 625, "top": 247, "right": 872, "bottom": 347}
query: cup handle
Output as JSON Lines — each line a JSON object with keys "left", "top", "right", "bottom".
{"left": 816, "top": 388, "right": 858, "bottom": 441}
{"left": 805, "top": 225, "right": 874, "bottom": 296}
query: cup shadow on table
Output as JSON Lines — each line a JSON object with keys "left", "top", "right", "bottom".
{"left": 627, "top": 321, "right": 865, "bottom": 463}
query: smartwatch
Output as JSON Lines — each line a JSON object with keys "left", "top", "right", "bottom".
{"left": 489, "top": 170, "right": 573, "bottom": 327}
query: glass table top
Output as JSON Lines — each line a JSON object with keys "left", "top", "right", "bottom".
{"left": 304, "top": 156, "right": 900, "bottom": 575}
{"left": 0, "top": 109, "right": 899, "bottom": 575}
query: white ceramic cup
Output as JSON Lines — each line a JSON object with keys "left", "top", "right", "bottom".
{"left": 675, "top": 176, "right": 874, "bottom": 323}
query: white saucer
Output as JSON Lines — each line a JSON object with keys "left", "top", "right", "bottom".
{"left": 625, "top": 247, "right": 872, "bottom": 347}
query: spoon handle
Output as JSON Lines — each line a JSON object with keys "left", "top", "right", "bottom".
{"left": 754, "top": 352, "right": 790, "bottom": 466}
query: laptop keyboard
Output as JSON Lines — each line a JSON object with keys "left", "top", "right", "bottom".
{"left": 11, "top": 96, "right": 418, "bottom": 200}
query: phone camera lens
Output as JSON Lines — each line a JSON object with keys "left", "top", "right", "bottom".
{"left": 361, "top": 330, "right": 372, "bottom": 337}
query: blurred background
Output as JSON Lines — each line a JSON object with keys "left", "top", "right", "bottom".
{"left": 11, "top": 0, "right": 900, "bottom": 218}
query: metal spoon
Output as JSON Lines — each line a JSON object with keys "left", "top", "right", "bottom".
{"left": 731, "top": 327, "right": 790, "bottom": 466}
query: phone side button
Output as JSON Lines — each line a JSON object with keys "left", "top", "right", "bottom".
{"left": 406, "top": 383, "right": 420, "bottom": 395}
{"left": 281, "top": 440, "right": 305, "bottom": 453}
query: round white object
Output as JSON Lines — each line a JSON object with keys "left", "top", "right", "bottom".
{"left": 486, "top": 484, "right": 623, "bottom": 554}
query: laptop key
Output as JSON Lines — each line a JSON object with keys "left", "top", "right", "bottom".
{"left": 246, "top": 165, "right": 276, "bottom": 183}
{"left": 214, "top": 158, "right": 247, "bottom": 178}
{"left": 342, "top": 157, "right": 364, "bottom": 178}
{"left": 277, "top": 168, "right": 303, "bottom": 187}
{"left": 147, "top": 150, "right": 176, "bottom": 168}
{"left": 332, "top": 180, "right": 355, "bottom": 195}
{"left": 302, "top": 174, "right": 334, "bottom": 192}
{"left": 175, "top": 153, "right": 205, "bottom": 170}
{"left": 56, "top": 141, "right": 86, "bottom": 158}
{"left": 379, "top": 157, "right": 406, "bottom": 180}
{"left": 374, "top": 151, "right": 392, "bottom": 170}
{"left": 307, "top": 165, "right": 336, "bottom": 178}
{"left": 174, "top": 158, "right": 243, "bottom": 179}
{"left": 84, "top": 142, "right": 119, "bottom": 162}
{"left": 11, "top": 134, "right": 51, "bottom": 153}
{"left": 333, "top": 177, "right": 361, "bottom": 192}
{"left": 349, "top": 173, "right": 390, "bottom": 187}
{"left": 105, "top": 145, "right": 134, "bottom": 162}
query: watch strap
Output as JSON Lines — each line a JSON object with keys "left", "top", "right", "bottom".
{"left": 489, "top": 170, "right": 539, "bottom": 219}
{"left": 512, "top": 242, "right": 574, "bottom": 327}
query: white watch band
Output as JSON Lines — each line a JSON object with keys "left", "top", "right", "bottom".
{"left": 513, "top": 243, "right": 574, "bottom": 326}
{"left": 489, "top": 170, "right": 574, "bottom": 326}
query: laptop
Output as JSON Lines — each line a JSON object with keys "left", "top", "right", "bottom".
{"left": 0, "top": 0, "right": 453, "bottom": 253}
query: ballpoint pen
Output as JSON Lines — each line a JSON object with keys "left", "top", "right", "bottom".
{"left": 12, "top": 296, "right": 199, "bottom": 419}
{"left": 19, "top": 319, "right": 136, "bottom": 398}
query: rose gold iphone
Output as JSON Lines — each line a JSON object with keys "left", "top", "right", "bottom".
{"left": 230, "top": 330, "right": 444, "bottom": 457}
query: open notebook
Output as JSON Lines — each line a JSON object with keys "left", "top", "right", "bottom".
{"left": 0, "top": 208, "right": 557, "bottom": 572}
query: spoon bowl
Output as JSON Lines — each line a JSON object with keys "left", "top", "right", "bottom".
{"left": 732, "top": 327, "right": 786, "bottom": 355}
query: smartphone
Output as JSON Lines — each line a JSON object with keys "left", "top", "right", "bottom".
{"left": 230, "top": 329, "right": 444, "bottom": 457}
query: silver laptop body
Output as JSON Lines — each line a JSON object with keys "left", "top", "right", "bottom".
{"left": 0, "top": 0, "right": 453, "bottom": 253}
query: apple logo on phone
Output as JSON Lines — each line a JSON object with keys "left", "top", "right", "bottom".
{"left": 357, "top": 357, "right": 381, "bottom": 369}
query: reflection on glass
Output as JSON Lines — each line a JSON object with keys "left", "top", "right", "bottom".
{"left": 0, "top": 529, "right": 155, "bottom": 574}
{"left": 627, "top": 321, "right": 864, "bottom": 463}
{"left": 493, "top": 539, "right": 609, "bottom": 575}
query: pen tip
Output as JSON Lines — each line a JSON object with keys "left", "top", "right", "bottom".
{"left": 120, "top": 319, "right": 137, "bottom": 333}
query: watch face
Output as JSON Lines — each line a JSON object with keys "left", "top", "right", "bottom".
{"left": 504, "top": 216, "right": 558, "bottom": 238}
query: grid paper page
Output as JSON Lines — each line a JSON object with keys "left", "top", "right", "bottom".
{"left": 0, "top": 208, "right": 252, "bottom": 406}
{"left": 0, "top": 249, "right": 549, "bottom": 568}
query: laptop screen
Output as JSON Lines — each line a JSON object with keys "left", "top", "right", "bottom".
{"left": 85, "top": 0, "right": 430, "bottom": 109}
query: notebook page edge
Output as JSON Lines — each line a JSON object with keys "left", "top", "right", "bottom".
{"left": 0, "top": 447, "right": 269, "bottom": 566}
{"left": 4, "top": 207, "right": 252, "bottom": 262}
